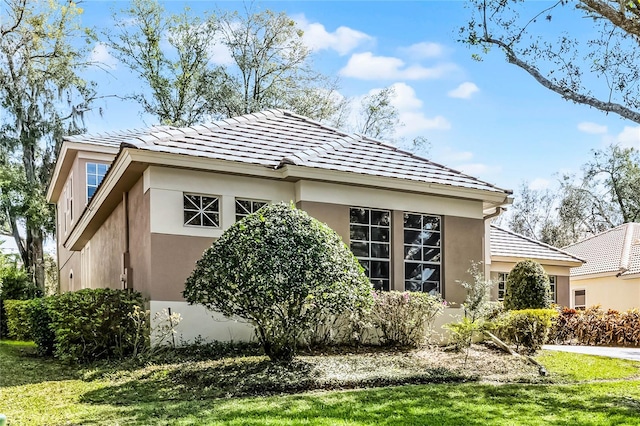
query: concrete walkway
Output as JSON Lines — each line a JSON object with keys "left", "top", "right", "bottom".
{"left": 543, "top": 345, "right": 640, "bottom": 362}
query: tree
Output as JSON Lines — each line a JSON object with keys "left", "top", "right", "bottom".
{"left": 504, "top": 260, "right": 551, "bottom": 310}
{"left": 106, "top": 1, "right": 343, "bottom": 125}
{"left": 183, "top": 203, "right": 372, "bottom": 362}
{"left": 357, "top": 86, "right": 401, "bottom": 140}
{"left": 105, "top": 0, "right": 221, "bottom": 126}
{"left": 462, "top": 0, "right": 640, "bottom": 123}
{"left": 0, "top": 0, "right": 94, "bottom": 291}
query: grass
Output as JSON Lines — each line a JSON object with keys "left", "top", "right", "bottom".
{"left": 2, "top": 341, "right": 640, "bottom": 425}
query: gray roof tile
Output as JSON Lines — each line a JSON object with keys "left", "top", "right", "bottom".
{"left": 490, "top": 225, "right": 584, "bottom": 264}
{"left": 64, "top": 109, "right": 510, "bottom": 194}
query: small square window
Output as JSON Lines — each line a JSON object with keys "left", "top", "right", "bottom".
{"left": 184, "top": 194, "right": 220, "bottom": 228}
{"left": 235, "top": 199, "right": 268, "bottom": 221}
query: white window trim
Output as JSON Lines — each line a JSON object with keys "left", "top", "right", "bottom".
{"left": 183, "top": 193, "right": 221, "bottom": 228}
{"left": 235, "top": 198, "right": 268, "bottom": 222}
{"left": 349, "top": 207, "right": 391, "bottom": 291}
{"left": 573, "top": 288, "right": 586, "bottom": 310}
{"left": 86, "top": 162, "right": 109, "bottom": 205}
{"left": 403, "top": 212, "right": 442, "bottom": 295}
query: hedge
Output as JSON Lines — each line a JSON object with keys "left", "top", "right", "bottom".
{"left": 552, "top": 306, "right": 640, "bottom": 347}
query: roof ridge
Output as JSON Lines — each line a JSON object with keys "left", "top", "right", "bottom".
{"left": 490, "top": 224, "right": 585, "bottom": 263}
{"left": 278, "top": 135, "right": 357, "bottom": 167}
{"left": 619, "top": 223, "right": 636, "bottom": 273}
{"left": 563, "top": 222, "right": 630, "bottom": 249}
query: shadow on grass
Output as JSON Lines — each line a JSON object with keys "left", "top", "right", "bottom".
{"left": 80, "top": 356, "right": 472, "bottom": 406}
{"left": 0, "top": 340, "right": 80, "bottom": 387}
{"left": 75, "top": 382, "right": 640, "bottom": 426}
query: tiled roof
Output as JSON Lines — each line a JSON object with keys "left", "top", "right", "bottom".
{"left": 65, "top": 110, "right": 509, "bottom": 194}
{"left": 490, "top": 225, "right": 584, "bottom": 264}
{"left": 563, "top": 223, "right": 640, "bottom": 277}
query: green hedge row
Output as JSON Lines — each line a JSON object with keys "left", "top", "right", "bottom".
{"left": 2, "top": 289, "right": 147, "bottom": 362}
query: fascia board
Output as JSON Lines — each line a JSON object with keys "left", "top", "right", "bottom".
{"left": 491, "top": 255, "right": 583, "bottom": 268}
{"left": 278, "top": 164, "right": 510, "bottom": 204}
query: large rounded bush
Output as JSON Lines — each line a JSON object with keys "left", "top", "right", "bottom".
{"left": 184, "top": 202, "right": 373, "bottom": 361}
{"left": 504, "top": 259, "right": 551, "bottom": 310}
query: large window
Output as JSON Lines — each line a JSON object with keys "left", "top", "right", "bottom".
{"left": 350, "top": 207, "right": 391, "bottom": 291}
{"left": 235, "top": 199, "right": 268, "bottom": 221}
{"left": 86, "top": 163, "right": 109, "bottom": 202}
{"left": 403, "top": 213, "right": 441, "bottom": 295}
{"left": 184, "top": 194, "right": 220, "bottom": 227}
{"left": 548, "top": 275, "right": 557, "bottom": 303}
{"left": 497, "top": 272, "right": 508, "bottom": 301}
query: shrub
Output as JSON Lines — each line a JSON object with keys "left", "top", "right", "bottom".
{"left": 184, "top": 202, "right": 372, "bottom": 362}
{"left": 367, "top": 291, "right": 444, "bottom": 347}
{"left": 3, "top": 299, "right": 33, "bottom": 340}
{"left": 29, "top": 297, "right": 55, "bottom": 356}
{"left": 551, "top": 306, "right": 640, "bottom": 346}
{"left": 445, "top": 262, "right": 498, "bottom": 352}
{"left": 0, "top": 259, "right": 40, "bottom": 338}
{"left": 504, "top": 260, "right": 551, "bottom": 310}
{"left": 498, "top": 309, "right": 557, "bottom": 354}
{"left": 48, "top": 289, "right": 146, "bottom": 363}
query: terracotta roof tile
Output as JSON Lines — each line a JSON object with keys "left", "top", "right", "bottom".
{"left": 564, "top": 223, "right": 640, "bottom": 277}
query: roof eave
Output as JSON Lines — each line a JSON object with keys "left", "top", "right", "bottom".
{"left": 491, "top": 255, "right": 583, "bottom": 268}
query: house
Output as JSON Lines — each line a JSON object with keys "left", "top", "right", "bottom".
{"left": 563, "top": 223, "right": 640, "bottom": 311}
{"left": 487, "top": 225, "right": 584, "bottom": 306}
{"left": 47, "top": 109, "right": 517, "bottom": 342}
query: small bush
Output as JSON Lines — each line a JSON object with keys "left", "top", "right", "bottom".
{"left": 184, "top": 202, "right": 372, "bottom": 362}
{"left": 48, "top": 289, "right": 146, "bottom": 363}
{"left": 3, "top": 299, "right": 33, "bottom": 340}
{"left": 551, "top": 306, "right": 640, "bottom": 346}
{"left": 0, "top": 260, "right": 40, "bottom": 338}
{"left": 29, "top": 298, "right": 55, "bottom": 356}
{"left": 504, "top": 260, "right": 551, "bottom": 310}
{"left": 367, "top": 291, "right": 444, "bottom": 347}
{"left": 498, "top": 309, "right": 557, "bottom": 354}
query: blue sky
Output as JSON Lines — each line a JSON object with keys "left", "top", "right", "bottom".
{"left": 80, "top": 0, "right": 640, "bottom": 193}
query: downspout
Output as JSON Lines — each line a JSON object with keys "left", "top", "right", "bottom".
{"left": 121, "top": 192, "right": 131, "bottom": 290}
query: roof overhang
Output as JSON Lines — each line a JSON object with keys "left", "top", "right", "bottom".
{"left": 46, "top": 141, "right": 120, "bottom": 203}
{"left": 65, "top": 148, "right": 513, "bottom": 251}
{"left": 491, "top": 255, "right": 583, "bottom": 268}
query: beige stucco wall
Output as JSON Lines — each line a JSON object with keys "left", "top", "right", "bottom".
{"left": 87, "top": 201, "right": 125, "bottom": 289}
{"left": 570, "top": 276, "right": 640, "bottom": 311}
{"left": 59, "top": 251, "right": 81, "bottom": 293}
{"left": 128, "top": 177, "right": 152, "bottom": 298}
{"left": 490, "top": 261, "right": 572, "bottom": 306}
{"left": 296, "top": 201, "right": 350, "bottom": 243}
{"left": 443, "top": 216, "right": 484, "bottom": 304}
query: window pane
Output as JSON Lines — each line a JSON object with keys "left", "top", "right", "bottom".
{"left": 350, "top": 225, "right": 369, "bottom": 241}
{"left": 184, "top": 194, "right": 200, "bottom": 210}
{"left": 87, "top": 174, "right": 97, "bottom": 186}
{"left": 370, "top": 261, "right": 389, "bottom": 279}
{"left": 405, "top": 262, "right": 422, "bottom": 281}
{"left": 236, "top": 199, "right": 251, "bottom": 215}
{"left": 423, "top": 247, "right": 441, "bottom": 262}
{"left": 575, "top": 290, "right": 586, "bottom": 306}
{"left": 422, "top": 265, "right": 440, "bottom": 282}
{"left": 87, "top": 187, "right": 96, "bottom": 200}
{"left": 350, "top": 208, "right": 368, "bottom": 224}
{"left": 358, "top": 260, "right": 370, "bottom": 277}
{"left": 86, "top": 163, "right": 96, "bottom": 174}
{"left": 404, "top": 230, "right": 422, "bottom": 245}
{"left": 372, "top": 279, "right": 389, "bottom": 292}
{"left": 371, "top": 210, "right": 390, "bottom": 226}
{"left": 404, "top": 213, "right": 421, "bottom": 229}
{"left": 371, "top": 243, "right": 390, "bottom": 259}
{"left": 422, "top": 281, "right": 439, "bottom": 295}
{"left": 253, "top": 201, "right": 267, "bottom": 211}
{"left": 371, "top": 227, "right": 389, "bottom": 242}
{"left": 202, "top": 212, "right": 219, "bottom": 227}
{"left": 202, "top": 197, "right": 218, "bottom": 212}
{"left": 405, "top": 280, "right": 422, "bottom": 292}
{"left": 350, "top": 242, "right": 369, "bottom": 257}
{"left": 404, "top": 245, "right": 421, "bottom": 261}
{"left": 184, "top": 210, "right": 200, "bottom": 226}
{"left": 422, "top": 216, "right": 440, "bottom": 231}
{"left": 97, "top": 163, "right": 108, "bottom": 175}
{"left": 422, "top": 231, "right": 441, "bottom": 247}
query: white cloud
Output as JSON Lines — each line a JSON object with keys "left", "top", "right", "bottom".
{"left": 615, "top": 126, "right": 640, "bottom": 149}
{"left": 577, "top": 121, "right": 608, "bottom": 134}
{"left": 529, "top": 178, "right": 551, "bottom": 190}
{"left": 339, "top": 52, "right": 457, "bottom": 80}
{"left": 89, "top": 42, "right": 118, "bottom": 69}
{"left": 295, "top": 15, "right": 373, "bottom": 55}
{"left": 399, "top": 42, "right": 444, "bottom": 59}
{"left": 447, "top": 82, "right": 479, "bottom": 99}
{"left": 388, "top": 82, "right": 451, "bottom": 137}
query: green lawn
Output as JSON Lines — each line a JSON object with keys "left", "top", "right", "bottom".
{"left": 2, "top": 341, "right": 640, "bottom": 425}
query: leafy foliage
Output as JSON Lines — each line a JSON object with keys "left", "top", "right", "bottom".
{"left": 504, "top": 260, "right": 551, "bottom": 310}
{"left": 0, "top": 0, "right": 94, "bottom": 290}
{"left": 3, "top": 299, "right": 33, "bottom": 340}
{"left": 184, "top": 202, "right": 373, "bottom": 362}
{"left": 366, "top": 291, "right": 444, "bottom": 347}
{"left": 47, "top": 289, "right": 147, "bottom": 363}
{"left": 0, "top": 255, "right": 40, "bottom": 338}
{"left": 497, "top": 309, "right": 558, "bottom": 354}
{"left": 552, "top": 305, "right": 640, "bottom": 346}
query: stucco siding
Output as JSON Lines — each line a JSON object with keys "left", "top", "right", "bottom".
{"left": 59, "top": 251, "right": 81, "bottom": 293}
{"left": 296, "top": 201, "right": 350, "bottom": 243}
{"left": 128, "top": 177, "right": 152, "bottom": 298}
{"left": 571, "top": 276, "right": 640, "bottom": 311}
{"left": 86, "top": 201, "right": 125, "bottom": 289}
{"left": 443, "top": 216, "right": 484, "bottom": 304}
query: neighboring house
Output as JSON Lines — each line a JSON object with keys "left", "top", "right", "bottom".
{"left": 487, "top": 225, "right": 584, "bottom": 307}
{"left": 47, "top": 109, "right": 514, "bottom": 342}
{"left": 563, "top": 223, "right": 640, "bottom": 311}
